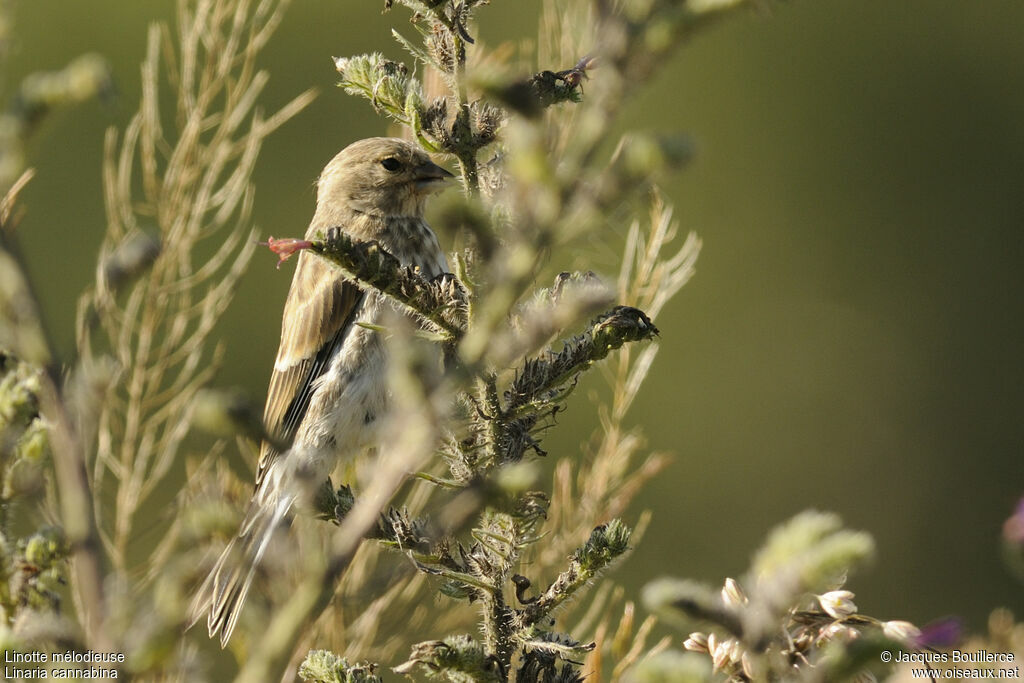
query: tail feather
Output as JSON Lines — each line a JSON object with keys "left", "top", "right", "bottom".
{"left": 188, "top": 493, "right": 295, "bottom": 647}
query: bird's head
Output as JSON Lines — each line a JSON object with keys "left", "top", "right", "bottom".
{"left": 316, "top": 137, "right": 454, "bottom": 218}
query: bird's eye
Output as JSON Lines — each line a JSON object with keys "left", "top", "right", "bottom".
{"left": 380, "top": 157, "right": 402, "bottom": 172}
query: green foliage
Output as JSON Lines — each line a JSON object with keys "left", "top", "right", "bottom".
{"left": 17, "top": 527, "right": 68, "bottom": 611}
{"left": 751, "top": 510, "right": 875, "bottom": 611}
{"left": 288, "top": 0, "right": 753, "bottom": 679}
{"left": 0, "top": 0, "right": 1017, "bottom": 679}
{"left": 641, "top": 512, "right": 920, "bottom": 682}
{"left": 0, "top": 353, "right": 40, "bottom": 437}
{"left": 335, "top": 53, "right": 423, "bottom": 125}
{"left": 0, "top": 354, "right": 65, "bottom": 623}
{"left": 0, "top": 0, "right": 313, "bottom": 675}
{"left": 0, "top": 0, "right": 858, "bottom": 681}
{"left": 299, "top": 649, "right": 382, "bottom": 683}
{"left": 394, "top": 634, "right": 506, "bottom": 682}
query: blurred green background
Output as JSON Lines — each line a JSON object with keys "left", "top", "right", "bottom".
{"left": 8, "top": 0, "right": 1023, "bottom": 634}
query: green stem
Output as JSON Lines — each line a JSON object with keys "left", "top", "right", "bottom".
{"left": 479, "top": 374, "right": 505, "bottom": 467}
{"left": 309, "top": 231, "right": 468, "bottom": 341}
{"left": 450, "top": 32, "right": 480, "bottom": 194}
{"left": 480, "top": 588, "right": 517, "bottom": 673}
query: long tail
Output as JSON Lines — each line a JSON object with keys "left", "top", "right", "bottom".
{"left": 188, "top": 492, "right": 295, "bottom": 647}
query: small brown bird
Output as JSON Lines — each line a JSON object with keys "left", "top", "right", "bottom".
{"left": 189, "top": 138, "right": 452, "bottom": 646}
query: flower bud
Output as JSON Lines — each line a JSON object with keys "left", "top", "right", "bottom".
{"left": 883, "top": 620, "right": 922, "bottom": 645}
{"left": 817, "top": 590, "right": 858, "bottom": 619}
{"left": 721, "top": 577, "right": 748, "bottom": 607}
{"left": 683, "top": 632, "right": 709, "bottom": 653}
{"left": 711, "top": 637, "right": 734, "bottom": 671}
{"left": 820, "top": 621, "right": 859, "bottom": 643}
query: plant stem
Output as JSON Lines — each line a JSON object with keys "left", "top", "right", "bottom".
{"left": 450, "top": 32, "right": 480, "bottom": 194}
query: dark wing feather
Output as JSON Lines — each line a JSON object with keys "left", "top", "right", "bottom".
{"left": 256, "top": 252, "right": 364, "bottom": 488}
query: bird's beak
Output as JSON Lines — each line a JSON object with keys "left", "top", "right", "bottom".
{"left": 414, "top": 160, "right": 455, "bottom": 192}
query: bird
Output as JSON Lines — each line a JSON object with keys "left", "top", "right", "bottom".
{"left": 188, "top": 137, "right": 453, "bottom": 646}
